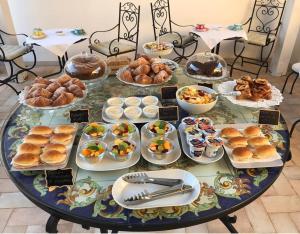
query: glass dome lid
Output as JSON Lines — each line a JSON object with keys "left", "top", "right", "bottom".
{"left": 184, "top": 52, "right": 228, "bottom": 81}
{"left": 64, "top": 52, "right": 108, "bottom": 82}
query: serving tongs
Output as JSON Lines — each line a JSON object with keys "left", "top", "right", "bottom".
{"left": 211, "top": 91, "right": 241, "bottom": 98}
{"left": 124, "top": 183, "right": 193, "bottom": 205}
{"left": 123, "top": 172, "right": 183, "bottom": 187}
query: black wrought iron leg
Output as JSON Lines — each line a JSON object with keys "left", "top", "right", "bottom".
{"left": 290, "top": 74, "right": 299, "bottom": 94}
{"left": 111, "top": 230, "right": 119, "bottom": 234}
{"left": 282, "top": 71, "right": 295, "bottom": 93}
{"left": 45, "top": 215, "right": 60, "bottom": 233}
{"left": 220, "top": 215, "right": 238, "bottom": 234}
{"left": 230, "top": 41, "right": 245, "bottom": 77}
{"left": 216, "top": 43, "right": 220, "bottom": 55}
{"left": 100, "top": 228, "right": 108, "bottom": 233}
{"left": 290, "top": 119, "right": 300, "bottom": 137}
{"left": 81, "top": 224, "right": 90, "bottom": 230}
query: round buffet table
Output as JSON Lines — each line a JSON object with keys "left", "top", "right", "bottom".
{"left": 0, "top": 68, "right": 290, "bottom": 233}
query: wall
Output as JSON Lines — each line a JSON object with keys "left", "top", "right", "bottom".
{"left": 7, "top": 0, "right": 253, "bottom": 62}
{"left": 291, "top": 28, "right": 300, "bottom": 64}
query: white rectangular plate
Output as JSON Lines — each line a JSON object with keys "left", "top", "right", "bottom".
{"left": 215, "top": 123, "right": 283, "bottom": 169}
{"left": 112, "top": 169, "right": 200, "bottom": 210}
{"left": 75, "top": 124, "right": 140, "bottom": 171}
{"left": 11, "top": 124, "right": 78, "bottom": 171}
{"left": 140, "top": 123, "right": 181, "bottom": 165}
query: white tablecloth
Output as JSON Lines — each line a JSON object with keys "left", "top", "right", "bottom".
{"left": 26, "top": 28, "right": 88, "bottom": 57}
{"left": 191, "top": 24, "right": 248, "bottom": 50}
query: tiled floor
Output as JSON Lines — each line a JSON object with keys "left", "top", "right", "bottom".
{"left": 1, "top": 63, "right": 300, "bottom": 233}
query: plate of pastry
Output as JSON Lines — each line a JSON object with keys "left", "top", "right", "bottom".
{"left": 116, "top": 55, "right": 175, "bottom": 87}
{"left": 217, "top": 76, "right": 283, "bottom": 108}
{"left": 11, "top": 124, "right": 78, "bottom": 171}
{"left": 19, "top": 74, "right": 87, "bottom": 110}
{"left": 216, "top": 124, "right": 283, "bottom": 168}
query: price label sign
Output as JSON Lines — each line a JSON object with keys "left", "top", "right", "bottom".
{"left": 198, "top": 83, "right": 213, "bottom": 89}
{"left": 158, "top": 106, "right": 179, "bottom": 121}
{"left": 45, "top": 168, "right": 74, "bottom": 188}
{"left": 69, "top": 109, "right": 89, "bottom": 123}
{"left": 161, "top": 86, "right": 178, "bottom": 100}
{"left": 258, "top": 109, "right": 280, "bottom": 125}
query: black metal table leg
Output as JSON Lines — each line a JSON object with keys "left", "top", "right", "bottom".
{"left": 46, "top": 215, "right": 60, "bottom": 233}
{"left": 111, "top": 230, "right": 119, "bottom": 234}
{"left": 100, "top": 228, "right": 108, "bottom": 233}
{"left": 219, "top": 215, "right": 238, "bottom": 234}
{"left": 216, "top": 43, "right": 220, "bottom": 54}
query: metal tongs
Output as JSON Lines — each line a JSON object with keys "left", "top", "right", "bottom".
{"left": 124, "top": 183, "right": 194, "bottom": 205}
{"left": 122, "top": 172, "right": 183, "bottom": 187}
{"left": 212, "top": 91, "right": 241, "bottom": 98}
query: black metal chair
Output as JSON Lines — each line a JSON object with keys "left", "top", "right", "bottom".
{"left": 89, "top": 2, "right": 140, "bottom": 59}
{"left": 286, "top": 118, "right": 300, "bottom": 162}
{"left": 282, "top": 63, "right": 300, "bottom": 94}
{"left": 230, "top": 0, "right": 286, "bottom": 78}
{"left": 0, "top": 29, "right": 37, "bottom": 94}
{"left": 150, "top": 0, "right": 198, "bottom": 63}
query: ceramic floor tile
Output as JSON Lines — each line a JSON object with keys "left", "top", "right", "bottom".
{"left": 7, "top": 207, "right": 49, "bottom": 226}
{"left": 269, "top": 213, "right": 298, "bottom": 233}
{"left": 290, "top": 179, "right": 300, "bottom": 196}
{"left": 0, "top": 166, "right": 9, "bottom": 179}
{"left": 283, "top": 166, "right": 300, "bottom": 180}
{"left": 261, "top": 195, "right": 300, "bottom": 213}
{"left": 185, "top": 223, "right": 208, "bottom": 233}
{"left": 71, "top": 223, "right": 98, "bottom": 233}
{"left": 0, "top": 179, "right": 19, "bottom": 193}
{"left": 232, "top": 209, "right": 254, "bottom": 233}
{"left": 261, "top": 185, "right": 277, "bottom": 196}
{"left": 25, "top": 223, "right": 73, "bottom": 233}
{"left": 2, "top": 225, "right": 27, "bottom": 233}
{"left": 206, "top": 219, "right": 229, "bottom": 233}
{"left": 0, "top": 209, "right": 13, "bottom": 233}
{"left": 244, "top": 198, "right": 275, "bottom": 233}
{"left": 289, "top": 212, "right": 300, "bottom": 232}
{"left": 0, "top": 192, "right": 35, "bottom": 208}
{"left": 272, "top": 174, "right": 296, "bottom": 195}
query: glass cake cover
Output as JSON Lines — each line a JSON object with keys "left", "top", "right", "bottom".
{"left": 64, "top": 52, "right": 108, "bottom": 82}
{"left": 184, "top": 52, "right": 228, "bottom": 81}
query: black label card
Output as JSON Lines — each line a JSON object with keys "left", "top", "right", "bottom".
{"left": 161, "top": 86, "right": 178, "bottom": 100}
{"left": 258, "top": 109, "right": 280, "bottom": 125}
{"left": 69, "top": 109, "right": 89, "bottom": 123}
{"left": 45, "top": 168, "right": 74, "bottom": 188}
{"left": 158, "top": 106, "right": 179, "bottom": 121}
{"left": 198, "top": 83, "right": 213, "bottom": 89}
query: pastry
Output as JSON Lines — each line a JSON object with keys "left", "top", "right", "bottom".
{"left": 57, "top": 74, "right": 72, "bottom": 85}
{"left": 244, "top": 126, "right": 261, "bottom": 138}
{"left": 129, "top": 57, "right": 149, "bottom": 69}
{"left": 52, "top": 87, "right": 67, "bottom": 100}
{"left": 254, "top": 145, "right": 276, "bottom": 159}
{"left": 40, "top": 150, "right": 67, "bottom": 165}
{"left": 26, "top": 96, "right": 52, "bottom": 107}
{"left": 134, "top": 74, "right": 153, "bottom": 84}
{"left": 65, "top": 78, "right": 86, "bottom": 90}
{"left": 54, "top": 125, "right": 76, "bottom": 134}
{"left": 153, "top": 70, "right": 169, "bottom": 84}
{"left": 248, "top": 137, "right": 269, "bottom": 147}
{"left": 12, "top": 153, "right": 40, "bottom": 168}
{"left": 227, "top": 136, "right": 248, "bottom": 148}
{"left": 31, "top": 88, "right": 52, "bottom": 99}
{"left": 106, "top": 56, "right": 131, "bottom": 75}
{"left": 50, "top": 133, "right": 72, "bottom": 145}
{"left": 29, "top": 126, "right": 53, "bottom": 135}
{"left": 232, "top": 147, "right": 253, "bottom": 161}
{"left": 133, "top": 64, "right": 151, "bottom": 76}
{"left": 67, "top": 84, "right": 84, "bottom": 98}
{"left": 46, "top": 82, "right": 61, "bottom": 93}
{"left": 44, "top": 143, "right": 66, "bottom": 153}
{"left": 120, "top": 70, "right": 134, "bottom": 83}
{"left": 24, "top": 134, "right": 49, "bottom": 145}
{"left": 52, "top": 92, "right": 72, "bottom": 106}
{"left": 220, "top": 127, "right": 242, "bottom": 138}
{"left": 34, "top": 77, "right": 51, "bottom": 85}
{"left": 17, "top": 143, "right": 41, "bottom": 155}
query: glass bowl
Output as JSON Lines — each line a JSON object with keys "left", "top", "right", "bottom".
{"left": 109, "top": 139, "right": 136, "bottom": 162}
{"left": 83, "top": 122, "right": 108, "bottom": 140}
{"left": 79, "top": 140, "right": 107, "bottom": 163}
{"left": 148, "top": 137, "right": 174, "bottom": 160}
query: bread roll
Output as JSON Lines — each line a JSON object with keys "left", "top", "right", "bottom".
{"left": 40, "top": 150, "right": 66, "bottom": 165}
{"left": 50, "top": 133, "right": 72, "bottom": 145}
{"left": 29, "top": 126, "right": 53, "bottom": 135}
{"left": 54, "top": 125, "right": 76, "bottom": 134}
{"left": 44, "top": 143, "right": 66, "bottom": 153}
{"left": 244, "top": 126, "right": 261, "bottom": 138}
{"left": 254, "top": 145, "right": 276, "bottom": 159}
{"left": 232, "top": 147, "right": 253, "bottom": 161}
{"left": 220, "top": 127, "right": 242, "bottom": 138}
{"left": 24, "top": 134, "right": 49, "bottom": 145}
{"left": 227, "top": 136, "right": 248, "bottom": 148}
{"left": 17, "top": 143, "right": 41, "bottom": 155}
{"left": 12, "top": 153, "right": 40, "bottom": 168}
{"left": 248, "top": 137, "right": 269, "bottom": 147}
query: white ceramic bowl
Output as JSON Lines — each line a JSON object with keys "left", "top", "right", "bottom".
{"left": 143, "top": 42, "right": 174, "bottom": 57}
{"left": 176, "top": 85, "right": 218, "bottom": 114}
{"left": 105, "top": 106, "right": 124, "bottom": 120}
{"left": 124, "top": 106, "right": 142, "bottom": 120}
{"left": 143, "top": 105, "right": 159, "bottom": 118}
{"left": 142, "top": 96, "right": 159, "bottom": 106}
{"left": 124, "top": 97, "right": 141, "bottom": 106}
{"left": 107, "top": 97, "right": 124, "bottom": 107}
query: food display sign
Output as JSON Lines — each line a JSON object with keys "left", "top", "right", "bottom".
{"left": 161, "top": 86, "right": 178, "bottom": 100}
{"left": 69, "top": 109, "right": 89, "bottom": 123}
{"left": 258, "top": 109, "right": 280, "bottom": 125}
{"left": 198, "top": 83, "right": 213, "bottom": 89}
{"left": 45, "top": 168, "right": 74, "bottom": 188}
{"left": 158, "top": 106, "right": 179, "bottom": 121}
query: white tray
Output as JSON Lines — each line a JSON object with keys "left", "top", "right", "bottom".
{"left": 11, "top": 124, "right": 78, "bottom": 171}
{"left": 178, "top": 123, "right": 224, "bottom": 164}
{"left": 112, "top": 169, "right": 200, "bottom": 210}
{"left": 102, "top": 98, "right": 161, "bottom": 124}
{"left": 216, "top": 124, "right": 283, "bottom": 168}
{"left": 140, "top": 123, "right": 181, "bottom": 165}
{"left": 75, "top": 124, "right": 140, "bottom": 171}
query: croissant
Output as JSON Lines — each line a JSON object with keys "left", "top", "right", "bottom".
{"left": 129, "top": 57, "right": 149, "bottom": 69}
{"left": 46, "top": 82, "right": 61, "bottom": 93}
{"left": 153, "top": 70, "right": 169, "bottom": 84}
{"left": 34, "top": 77, "right": 51, "bottom": 85}
{"left": 67, "top": 84, "right": 84, "bottom": 98}
{"left": 26, "top": 96, "right": 52, "bottom": 107}
{"left": 65, "top": 92, "right": 75, "bottom": 102}
{"left": 57, "top": 74, "right": 72, "bottom": 85}
{"left": 52, "top": 93, "right": 72, "bottom": 106}
{"left": 31, "top": 88, "right": 52, "bottom": 99}
{"left": 52, "top": 87, "right": 67, "bottom": 100}
{"left": 120, "top": 70, "right": 134, "bottom": 83}
{"left": 133, "top": 65, "right": 151, "bottom": 76}
{"left": 151, "top": 63, "right": 165, "bottom": 74}
{"left": 65, "top": 78, "right": 86, "bottom": 90}
{"left": 134, "top": 74, "right": 152, "bottom": 84}
{"left": 32, "top": 83, "right": 48, "bottom": 89}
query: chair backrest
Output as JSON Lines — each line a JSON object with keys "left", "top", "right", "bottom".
{"left": 117, "top": 2, "right": 140, "bottom": 44}
{"left": 0, "top": 30, "right": 5, "bottom": 45}
{"left": 150, "top": 0, "right": 172, "bottom": 40}
{"left": 248, "top": 0, "right": 286, "bottom": 35}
